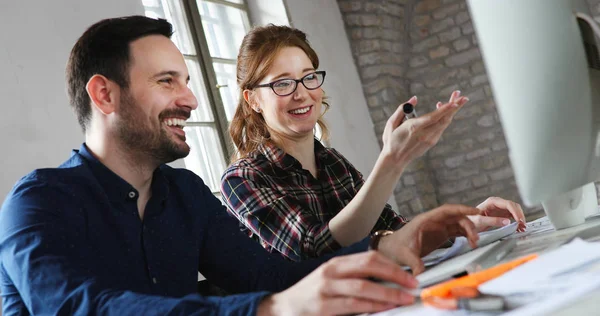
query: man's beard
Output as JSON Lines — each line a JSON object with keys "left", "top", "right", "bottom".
{"left": 116, "top": 92, "right": 190, "bottom": 164}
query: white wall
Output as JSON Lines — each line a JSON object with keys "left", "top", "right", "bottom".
{"left": 0, "top": 0, "right": 143, "bottom": 201}
{"left": 1, "top": 0, "right": 392, "bottom": 208}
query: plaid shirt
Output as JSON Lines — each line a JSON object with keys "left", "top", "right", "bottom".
{"left": 221, "top": 139, "right": 407, "bottom": 261}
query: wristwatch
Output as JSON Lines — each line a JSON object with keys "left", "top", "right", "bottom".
{"left": 369, "top": 230, "right": 394, "bottom": 250}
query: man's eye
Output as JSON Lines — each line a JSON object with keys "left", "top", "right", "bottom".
{"left": 159, "top": 78, "right": 173, "bottom": 84}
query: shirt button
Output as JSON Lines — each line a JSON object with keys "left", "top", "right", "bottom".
{"left": 152, "top": 277, "right": 158, "bottom": 284}
{"left": 128, "top": 191, "right": 136, "bottom": 199}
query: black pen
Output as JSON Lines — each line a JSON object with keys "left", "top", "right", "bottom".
{"left": 402, "top": 102, "right": 417, "bottom": 122}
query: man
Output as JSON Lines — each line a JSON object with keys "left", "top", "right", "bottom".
{"left": 0, "top": 15, "right": 515, "bottom": 315}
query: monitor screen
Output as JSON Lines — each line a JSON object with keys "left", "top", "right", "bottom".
{"left": 467, "top": 0, "right": 600, "bottom": 208}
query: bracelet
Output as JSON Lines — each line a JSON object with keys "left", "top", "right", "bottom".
{"left": 368, "top": 230, "right": 394, "bottom": 251}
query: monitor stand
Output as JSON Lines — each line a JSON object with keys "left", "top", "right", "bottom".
{"left": 542, "top": 182, "right": 598, "bottom": 230}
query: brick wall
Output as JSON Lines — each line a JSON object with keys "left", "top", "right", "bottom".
{"left": 337, "top": 0, "right": 600, "bottom": 217}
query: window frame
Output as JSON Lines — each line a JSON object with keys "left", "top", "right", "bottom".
{"left": 143, "top": 0, "right": 252, "bottom": 193}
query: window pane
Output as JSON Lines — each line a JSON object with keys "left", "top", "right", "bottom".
{"left": 197, "top": 0, "right": 250, "bottom": 59}
{"left": 185, "top": 58, "right": 214, "bottom": 122}
{"left": 143, "top": 0, "right": 196, "bottom": 55}
{"left": 212, "top": 62, "right": 238, "bottom": 121}
{"left": 184, "top": 126, "right": 227, "bottom": 192}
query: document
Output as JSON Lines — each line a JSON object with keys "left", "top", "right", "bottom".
{"left": 422, "top": 222, "right": 519, "bottom": 266}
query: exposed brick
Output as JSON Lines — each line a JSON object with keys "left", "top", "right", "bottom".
{"left": 470, "top": 74, "right": 488, "bottom": 86}
{"left": 338, "top": 1, "right": 363, "bottom": 12}
{"left": 482, "top": 155, "right": 509, "bottom": 170}
{"left": 459, "top": 138, "right": 474, "bottom": 150}
{"left": 433, "top": 3, "right": 460, "bottom": 20}
{"left": 492, "top": 140, "right": 508, "bottom": 151}
{"left": 424, "top": 69, "right": 458, "bottom": 88}
{"left": 445, "top": 154, "right": 465, "bottom": 168}
{"left": 477, "top": 131, "right": 496, "bottom": 143}
{"left": 453, "top": 38, "right": 470, "bottom": 51}
{"left": 410, "top": 82, "right": 426, "bottom": 94}
{"left": 490, "top": 166, "right": 514, "bottom": 181}
{"left": 437, "top": 167, "right": 479, "bottom": 181}
{"left": 409, "top": 55, "right": 429, "bottom": 68}
{"left": 363, "top": 78, "right": 386, "bottom": 94}
{"left": 415, "top": 0, "right": 442, "bottom": 14}
{"left": 358, "top": 52, "right": 380, "bottom": 66}
{"left": 403, "top": 174, "right": 416, "bottom": 186}
{"left": 472, "top": 174, "right": 489, "bottom": 187}
{"left": 429, "top": 45, "right": 450, "bottom": 59}
{"left": 477, "top": 114, "right": 495, "bottom": 127}
{"left": 411, "top": 36, "right": 440, "bottom": 53}
{"left": 439, "top": 179, "right": 472, "bottom": 195}
{"left": 358, "top": 40, "right": 381, "bottom": 53}
{"left": 431, "top": 17, "right": 455, "bottom": 34}
{"left": 438, "top": 27, "right": 461, "bottom": 43}
{"left": 414, "top": 14, "right": 432, "bottom": 27}
{"left": 410, "top": 199, "right": 424, "bottom": 213}
{"left": 387, "top": 3, "right": 405, "bottom": 16}
{"left": 455, "top": 11, "right": 470, "bottom": 24}
{"left": 454, "top": 104, "right": 483, "bottom": 120}
{"left": 470, "top": 61, "right": 486, "bottom": 74}
{"left": 462, "top": 22, "right": 474, "bottom": 35}
{"left": 362, "top": 65, "right": 383, "bottom": 79}
{"left": 466, "top": 147, "right": 491, "bottom": 160}
{"left": 444, "top": 48, "right": 480, "bottom": 67}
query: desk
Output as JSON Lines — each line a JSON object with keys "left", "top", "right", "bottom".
{"left": 372, "top": 215, "right": 600, "bottom": 315}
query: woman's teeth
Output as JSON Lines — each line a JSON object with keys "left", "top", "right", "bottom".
{"left": 290, "top": 106, "right": 311, "bottom": 114}
{"left": 165, "top": 118, "right": 187, "bottom": 127}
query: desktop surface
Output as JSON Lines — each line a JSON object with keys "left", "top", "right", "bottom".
{"left": 369, "top": 215, "right": 600, "bottom": 315}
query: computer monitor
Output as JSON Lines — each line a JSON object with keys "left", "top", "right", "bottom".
{"left": 466, "top": 0, "right": 600, "bottom": 229}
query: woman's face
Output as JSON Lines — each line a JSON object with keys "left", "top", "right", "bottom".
{"left": 249, "top": 46, "right": 324, "bottom": 142}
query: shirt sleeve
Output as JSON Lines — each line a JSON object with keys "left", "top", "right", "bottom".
{"left": 200, "top": 175, "right": 369, "bottom": 293}
{"left": 0, "top": 178, "right": 268, "bottom": 316}
{"left": 221, "top": 165, "right": 344, "bottom": 261}
{"left": 336, "top": 149, "right": 408, "bottom": 231}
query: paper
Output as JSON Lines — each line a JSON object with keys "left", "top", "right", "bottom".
{"left": 479, "top": 238, "right": 600, "bottom": 296}
{"left": 422, "top": 222, "right": 519, "bottom": 266}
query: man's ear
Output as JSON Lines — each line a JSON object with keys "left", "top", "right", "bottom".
{"left": 86, "top": 74, "right": 119, "bottom": 115}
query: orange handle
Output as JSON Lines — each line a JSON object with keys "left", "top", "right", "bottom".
{"left": 421, "top": 254, "right": 538, "bottom": 299}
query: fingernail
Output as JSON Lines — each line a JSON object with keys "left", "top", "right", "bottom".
{"left": 464, "top": 97, "right": 470, "bottom": 102}
{"left": 452, "top": 102, "right": 460, "bottom": 107}
{"left": 456, "top": 90, "right": 461, "bottom": 95}
{"left": 502, "top": 219, "right": 510, "bottom": 225}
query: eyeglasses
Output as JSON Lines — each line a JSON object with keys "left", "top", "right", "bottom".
{"left": 255, "top": 71, "right": 326, "bottom": 96}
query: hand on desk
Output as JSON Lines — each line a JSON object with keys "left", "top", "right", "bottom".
{"left": 258, "top": 251, "right": 417, "bottom": 316}
{"left": 470, "top": 196, "right": 527, "bottom": 232}
{"left": 377, "top": 204, "right": 481, "bottom": 275}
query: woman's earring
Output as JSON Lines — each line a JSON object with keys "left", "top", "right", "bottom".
{"left": 254, "top": 107, "right": 262, "bottom": 113}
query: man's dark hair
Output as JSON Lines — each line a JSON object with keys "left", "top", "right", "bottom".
{"left": 66, "top": 15, "right": 173, "bottom": 132}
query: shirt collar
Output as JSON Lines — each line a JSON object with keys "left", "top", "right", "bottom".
{"left": 75, "top": 143, "right": 169, "bottom": 203}
{"left": 257, "top": 139, "right": 332, "bottom": 171}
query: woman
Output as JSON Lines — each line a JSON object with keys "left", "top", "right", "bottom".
{"left": 221, "top": 25, "right": 526, "bottom": 261}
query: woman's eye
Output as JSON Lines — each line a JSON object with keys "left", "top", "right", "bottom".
{"left": 274, "top": 81, "right": 291, "bottom": 88}
{"left": 305, "top": 74, "right": 316, "bottom": 80}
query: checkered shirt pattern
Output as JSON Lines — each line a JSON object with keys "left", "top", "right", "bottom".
{"left": 221, "top": 140, "right": 407, "bottom": 261}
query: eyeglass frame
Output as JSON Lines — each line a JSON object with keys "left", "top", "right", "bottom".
{"left": 254, "top": 71, "right": 326, "bottom": 96}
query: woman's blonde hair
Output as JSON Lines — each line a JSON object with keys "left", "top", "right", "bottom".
{"left": 229, "top": 24, "right": 329, "bottom": 163}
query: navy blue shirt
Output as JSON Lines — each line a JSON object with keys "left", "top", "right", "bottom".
{"left": 0, "top": 144, "right": 369, "bottom": 315}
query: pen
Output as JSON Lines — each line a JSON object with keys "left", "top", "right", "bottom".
{"left": 402, "top": 102, "right": 416, "bottom": 122}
